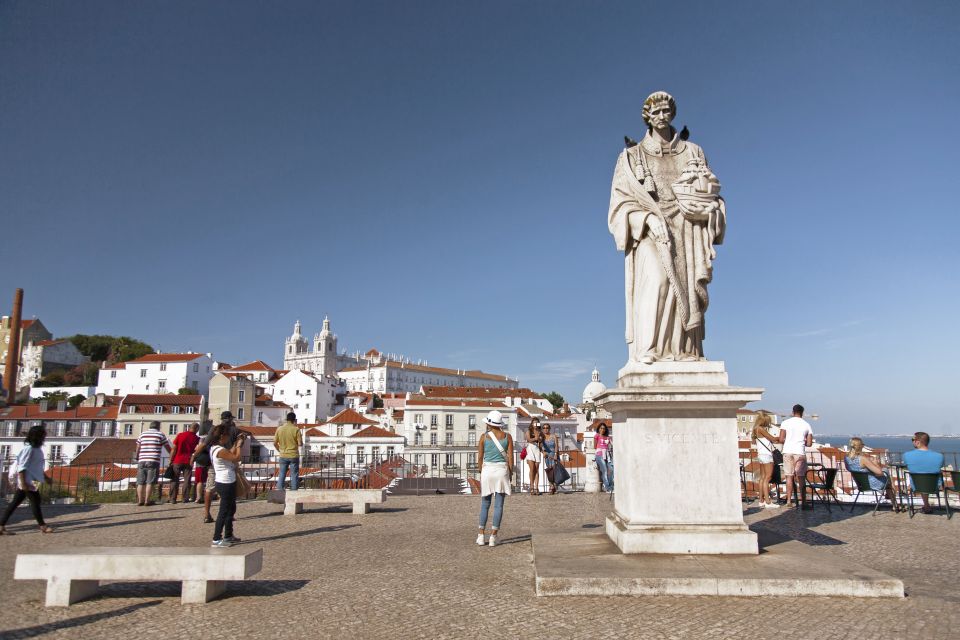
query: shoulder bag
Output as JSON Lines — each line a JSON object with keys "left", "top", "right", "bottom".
{"left": 485, "top": 432, "right": 511, "bottom": 472}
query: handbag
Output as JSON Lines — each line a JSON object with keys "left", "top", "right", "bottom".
{"left": 235, "top": 468, "right": 251, "bottom": 499}
{"left": 520, "top": 446, "right": 527, "bottom": 461}
{"left": 552, "top": 461, "right": 570, "bottom": 485}
{"left": 163, "top": 464, "right": 177, "bottom": 481}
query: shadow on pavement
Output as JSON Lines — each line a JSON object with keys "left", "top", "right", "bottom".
{"left": 245, "top": 523, "right": 359, "bottom": 544}
{"left": 0, "top": 601, "right": 162, "bottom": 637}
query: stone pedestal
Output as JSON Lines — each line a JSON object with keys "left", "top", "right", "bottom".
{"left": 596, "top": 361, "right": 761, "bottom": 555}
{"left": 582, "top": 432, "right": 600, "bottom": 494}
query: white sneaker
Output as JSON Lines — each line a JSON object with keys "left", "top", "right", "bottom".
{"left": 765, "top": 502, "right": 781, "bottom": 509}
{"left": 475, "top": 533, "right": 485, "bottom": 546}
{"left": 488, "top": 535, "right": 497, "bottom": 547}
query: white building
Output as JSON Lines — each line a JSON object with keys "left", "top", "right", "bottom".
{"left": 272, "top": 369, "right": 343, "bottom": 424}
{"left": 116, "top": 394, "right": 206, "bottom": 440}
{"left": 20, "top": 339, "right": 90, "bottom": 388}
{"left": 0, "top": 401, "right": 120, "bottom": 466}
{"left": 304, "top": 409, "right": 405, "bottom": 461}
{"left": 96, "top": 352, "right": 214, "bottom": 397}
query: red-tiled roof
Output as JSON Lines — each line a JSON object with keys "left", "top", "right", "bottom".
{"left": 21, "top": 319, "right": 36, "bottom": 330}
{"left": 126, "top": 353, "right": 203, "bottom": 364}
{"left": 0, "top": 405, "right": 120, "bottom": 420}
{"left": 227, "top": 360, "right": 275, "bottom": 372}
{"left": 404, "top": 399, "right": 510, "bottom": 409}
{"left": 365, "top": 348, "right": 381, "bottom": 357}
{"left": 324, "top": 408, "right": 378, "bottom": 425}
{"left": 351, "top": 425, "right": 401, "bottom": 439}
{"left": 70, "top": 438, "right": 137, "bottom": 464}
{"left": 306, "top": 428, "right": 330, "bottom": 437}
{"left": 122, "top": 394, "right": 203, "bottom": 405}
{"left": 102, "top": 363, "right": 126, "bottom": 370}
{"left": 242, "top": 426, "right": 279, "bottom": 436}
{"left": 34, "top": 339, "right": 66, "bottom": 347}
{"left": 421, "top": 386, "right": 542, "bottom": 399}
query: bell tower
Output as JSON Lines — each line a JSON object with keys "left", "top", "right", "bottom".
{"left": 284, "top": 320, "right": 309, "bottom": 370}
{"left": 317, "top": 316, "right": 338, "bottom": 377}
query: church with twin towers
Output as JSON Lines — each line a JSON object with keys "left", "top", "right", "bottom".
{"left": 283, "top": 317, "right": 519, "bottom": 395}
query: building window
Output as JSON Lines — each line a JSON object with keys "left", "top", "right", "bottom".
{"left": 387, "top": 446, "right": 395, "bottom": 457}
{"left": 81, "top": 422, "right": 91, "bottom": 437}
{"left": 305, "top": 403, "right": 310, "bottom": 409}
{"left": 257, "top": 411, "right": 264, "bottom": 424}
{"left": 445, "top": 433, "right": 453, "bottom": 445}
{"left": 0, "top": 445, "right": 10, "bottom": 459}
{"left": 445, "top": 415, "right": 453, "bottom": 428}
{"left": 372, "top": 446, "right": 380, "bottom": 461}
{"left": 430, "top": 414, "right": 438, "bottom": 428}
{"left": 238, "top": 390, "right": 245, "bottom": 402}
{"left": 168, "top": 424, "right": 178, "bottom": 435}
{"left": 172, "top": 406, "right": 181, "bottom": 414}
{"left": 414, "top": 432, "right": 423, "bottom": 445}
{"left": 337, "top": 426, "right": 344, "bottom": 436}
{"left": 56, "top": 421, "right": 66, "bottom": 437}
{"left": 50, "top": 445, "right": 62, "bottom": 461}
{"left": 237, "top": 407, "right": 244, "bottom": 421}
{"left": 191, "top": 380, "right": 198, "bottom": 390}
{"left": 468, "top": 415, "right": 476, "bottom": 429}
{"left": 158, "top": 380, "right": 166, "bottom": 391}
{"left": 154, "top": 406, "right": 163, "bottom": 414}
{"left": 356, "top": 447, "right": 365, "bottom": 463}
{"left": 113, "top": 388, "right": 120, "bottom": 395}
{"left": 193, "top": 363, "right": 199, "bottom": 372}
{"left": 279, "top": 389, "right": 284, "bottom": 395}
{"left": 468, "top": 432, "right": 477, "bottom": 446}
{"left": 124, "top": 424, "right": 134, "bottom": 436}
{"left": 431, "top": 454, "right": 439, "bottom": 468}
{"left": 430, "top": 433, "right": 437, "bottom": 446}
{"left": 76, "top": 444, "right": 85, "bottom": 456}
{"left": 160, "top": 363, "right": 167, "bottom": 371}
{"left": 445, "top": 453, "right": 455, "bottom": 466}
{"left": 110, "top": 371, "right": 117, "bottom": 379}
{"left": 186, "top": 406, "right": 195, "bottom": 414}
{"left": 127, "top": 406, "right": 137, "bottom": 413}
{"left": 414, "top": 413, "right": 423, "bottom": 425}
{"left": 306, "top": 389, "right": 311, "bottom": 395}
{"left": 140, "top": 369, "right": 147, "bottom": 378}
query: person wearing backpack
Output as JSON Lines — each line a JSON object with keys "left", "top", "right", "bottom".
{"left": 1, "top": 425, "right": 54, "bottom": 535}
{"left": 476, "top": 410, "right": 513, "bottom": 547}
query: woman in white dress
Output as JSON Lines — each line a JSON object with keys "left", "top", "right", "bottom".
{"left": 524, "top": 419, "right": 543, "bottom": 495}
{"left": 476, "top": 410, "right": 514, "bottom": 547}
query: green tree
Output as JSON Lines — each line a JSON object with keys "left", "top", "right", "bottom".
{"left": 33, "top": 370, "right": 66, "bottom": 388}
{"left": 372, "top": 394, "right": 384, "bottom": 409}
{"left": 177, "top": 387, "right": 196, "bottom": 395}
{"left": 66, "top": 334, "right": 154, "bottom": 364}
{"left": 68, "top": 394, "right": 87, "bottom": 408}
{"left": 29, "top": 390, "right": 69, "bottom": 405}
{"left": 542, "top": 391, "right": 565, "bottom": 412}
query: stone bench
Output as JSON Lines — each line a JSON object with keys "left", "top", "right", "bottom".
{"left": 14, "top": 547, "right": 263, "bottom": 606}
{"left": 281, "top": 488, "right": 386, "bottom": 515}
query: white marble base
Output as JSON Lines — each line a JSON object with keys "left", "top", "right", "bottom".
{"left": 597, "top": 361, "right": 762, "bottom": 555}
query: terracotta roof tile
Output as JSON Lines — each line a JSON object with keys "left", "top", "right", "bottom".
{"left": 323, "top": 408, "right": 378, "bottom": 425}
{"left": 351, "top": 425, "right": 401, "bottom": 439}
{"left": 70, "top": 438, "right": 137, "bottom": 464}
{"left": 227, "top": 360, "right": 275, "bottom": 372}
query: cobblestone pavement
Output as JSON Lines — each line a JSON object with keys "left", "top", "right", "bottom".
{"left": 0, "top": 493, "right": 956, "bottom": 639}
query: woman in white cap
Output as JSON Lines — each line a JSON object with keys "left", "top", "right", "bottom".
{"left": 476, "top": 410, "right": 514, "bottom": 547}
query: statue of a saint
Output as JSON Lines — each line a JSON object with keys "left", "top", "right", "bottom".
{"left": 608, "top": 92, "right": 726, "bottom": 365}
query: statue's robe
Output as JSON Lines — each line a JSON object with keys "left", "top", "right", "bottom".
{"left": 607, "top": 132, "right": 725, "bottom": 363}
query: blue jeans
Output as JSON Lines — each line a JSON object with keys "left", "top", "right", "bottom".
{"left": 213, "top": 481, "right": 236, "bottom": 541}
{"left": 277, "top": 457, "right": 300, "bottom": 490}
{"left": 478, "top": 493, "right": 506, "bottom": 530}
{"left": 596, "top": 454, "right": 614, "bottom": 492}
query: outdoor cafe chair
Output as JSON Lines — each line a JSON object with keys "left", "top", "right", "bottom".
{"left": 906, "top": 472, "right": 950, "bottom": 519}
{"left": 807, "top": 467, "right": 840, "bottom": 512}
{"left": 848, "top": 470, "right": 891, "bottom": 516}
{"left": 943, "top": 470, "right": 960, "bottom": 521}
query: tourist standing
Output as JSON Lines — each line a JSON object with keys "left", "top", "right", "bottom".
{"left": 595, "top": 423, "right": 614, "bottom": 493}
{"left": 524, "top": 419, "right": 543, "bottom": 495}
{"left": 136, "top": 420, "right": 171, "bottom": 507}
{"left": 193, "top": 413, "right": 240, "bottom": 523}
{"left": 778, "top": 404, "right": 813, "bottom": 510}
{"left": 541, "top": 423, "right": 560, "bottom": 494}
{"left": 274, "top": 412, "right": 303, "bottom": 491}
{"left": 477, "top": 410, "right": 513, "bottom": 547}
{"left": 169, "top": 422, "right": 200, "bottom": 503}
{"left": 752, "top": 412, "right": 780, "bottom": 508}
{"left": 844, "top": 437, "right": 898, "bottom": 511}
{"left": 210, "top": 423, "right": 246, "bottom": 547}
{"left": 190, "top": 421, "right": 214, "bottom": 505}
{"left": 0, "top": 425, "right": 54, "bottom": 535}
{"left": 903, "top": 432, "right": 945, "bottom": 514}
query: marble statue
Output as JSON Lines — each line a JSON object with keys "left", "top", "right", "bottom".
{"left": 608, "top": 91, "right": 726, "bottom": 365}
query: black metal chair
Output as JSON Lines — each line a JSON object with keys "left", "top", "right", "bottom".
{"left": 806, "top": 467, "right": 840, "bottom": 512}
{"left": 907, "top": 471, "right": 949, "bottom": 519}
{"left": 848, "top": 470, "right": 891, "bottom": 516}
{"left": 945, "top": 470, "right": 959, "bottom": 521}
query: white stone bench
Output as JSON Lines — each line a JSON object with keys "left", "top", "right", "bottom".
{"left": 14, "top": 547, "right": 263, "bottom": 606}
{"left": 283, "top": 488, "right": 386, "bottom": 515}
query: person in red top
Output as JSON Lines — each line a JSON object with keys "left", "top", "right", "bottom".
{"left": 169, "top": 423, "right": 201, "bottom": 504}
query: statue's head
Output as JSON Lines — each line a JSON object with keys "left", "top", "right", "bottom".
{"left": 642, "top": 91, "right": 676, "bottom": 132}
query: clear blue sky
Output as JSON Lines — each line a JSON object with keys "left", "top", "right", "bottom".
{"left": 2, "top": 1, "right": 958, "bottom": 435}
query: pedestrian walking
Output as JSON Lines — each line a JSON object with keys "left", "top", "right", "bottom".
{"left": 476, "top": 410, "right": 513, "bottom": 548}
{"left": 0, "top": 425, "right": 54, "bottom": 535}
{"left": 524, "top": 419, "right": 543, "bottom": 495}
{"left": 274, "top": 412, "right": 302, "bottom": 491}
{"left": 136, "top": 420, "right": 171, "bottom": 506}
{"left": 210, "top": 423, "right": 246, "bottom": 547}
{"left": 169, "top": 422, "right": 200, "bottom": 503}
{"left": 541, "top": 423, "right": 560, "bottom": 494}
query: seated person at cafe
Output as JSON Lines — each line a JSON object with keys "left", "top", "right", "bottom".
{"left": 902, "top": 431, "right": 945, "bottom": 514}
{"left": 844, "top": 437, "right": 898, "bottom": 511}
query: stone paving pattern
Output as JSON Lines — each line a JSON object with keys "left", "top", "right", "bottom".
{"left": 0, "top": 493, "right": 957, "bottom": 639}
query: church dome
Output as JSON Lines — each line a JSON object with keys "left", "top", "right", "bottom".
{"left": 582, "top": 368, "right": 607, "bottom": 403}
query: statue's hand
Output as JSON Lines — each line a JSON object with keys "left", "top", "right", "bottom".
{"left": 645, "top": 216, "right": 667, "bottom": 242}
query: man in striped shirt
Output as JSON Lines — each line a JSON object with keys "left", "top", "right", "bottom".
{"left": 136, "top": 421, "right": 172, "bottom": 506}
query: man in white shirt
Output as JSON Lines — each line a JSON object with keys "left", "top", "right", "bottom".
{"left": 778, "top": 404, "right": 814, "bottom": 510}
